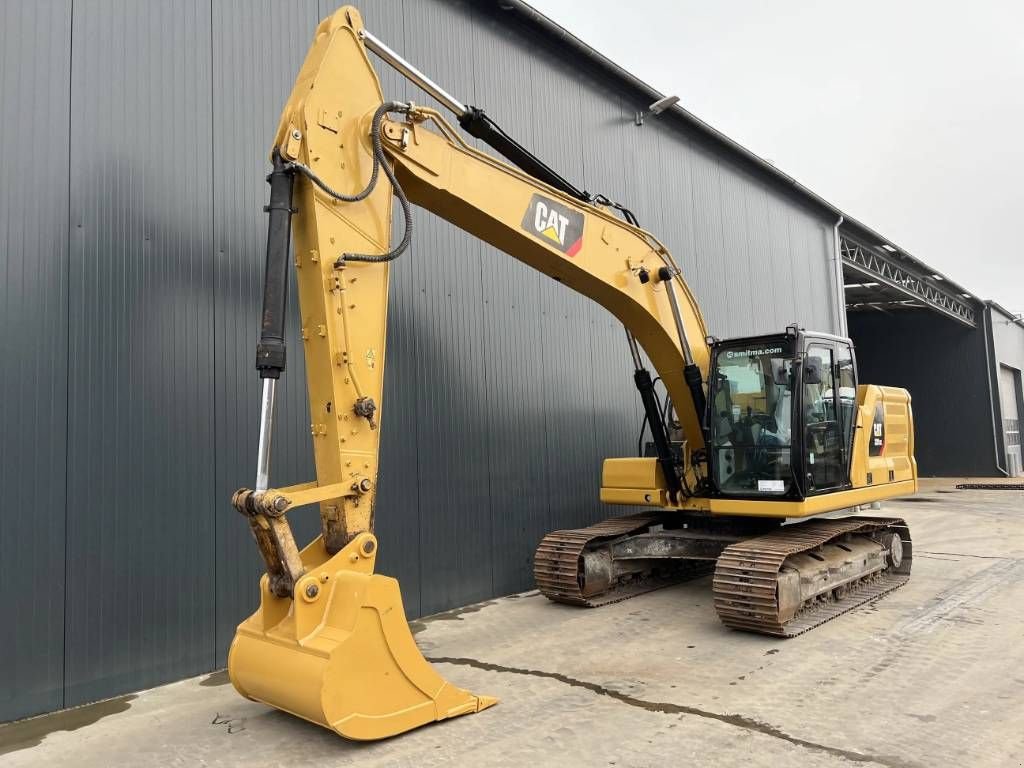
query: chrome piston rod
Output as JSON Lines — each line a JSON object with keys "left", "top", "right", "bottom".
{"left": 360, "top": 27, "right": 590, "bottom": 202}
{"left": 624, "top": 327, "right": 644, "bottom": 370}
{"left": 658, "top": 267, "right": 707, "bottom": 437}
{"left": 360, "top": 29, "right": 467, "bottom": 117}
{"left": 659, "top": 271, "right": 695, "bottom": 367}
{"left": 255, "top": 378, "right": 276, "bottom": 491}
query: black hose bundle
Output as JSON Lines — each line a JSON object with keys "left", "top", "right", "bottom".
{"left": 284, "top": 101, "right": 413, "bottom": 265}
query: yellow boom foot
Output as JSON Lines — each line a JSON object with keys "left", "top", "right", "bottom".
{"left": 228, "top": 532, "right": 496, "bottom": 740}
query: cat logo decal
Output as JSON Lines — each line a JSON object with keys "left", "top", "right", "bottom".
{"left": 521, "top": 194, "right": 584, "bottom": 257}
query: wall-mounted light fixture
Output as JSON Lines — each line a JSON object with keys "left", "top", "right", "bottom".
{"left": 635, "top": 95, "right": 680, "bottom": 125}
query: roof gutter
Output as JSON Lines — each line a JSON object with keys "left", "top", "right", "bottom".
{"left": 493, "top": 1, "right": 983, "bottom": 303}
{"left": 986, "top": 299, "right": 1024, "bottom": 326}
{"left": 493, "top": 0, "right": 842, "bottom": 218}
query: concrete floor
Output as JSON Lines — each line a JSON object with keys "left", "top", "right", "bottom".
{"left": 3, "top": 479, "right": 1023, "bottom": 767}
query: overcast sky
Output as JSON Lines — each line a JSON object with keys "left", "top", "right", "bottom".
{"left": 530, "top": 0, "right": 1023, "bottom": 315}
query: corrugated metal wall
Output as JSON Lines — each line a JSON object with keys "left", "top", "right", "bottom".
{"left": 0, "top": 0, "right": 838, "bottom": 722}
{"left": 848, "top": 310, "right": 999, "bottom": 477}
{"left": 0, "top": 0, "right": 73, "bottom": 721}
{"left": 987, "top": 304, "right": 1024, "bottom": 476}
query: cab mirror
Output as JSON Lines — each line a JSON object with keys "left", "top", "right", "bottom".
{"left": 804, "top": 358, "right": 822, "bottom": 385}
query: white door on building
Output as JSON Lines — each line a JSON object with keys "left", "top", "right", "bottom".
{"left": 999, "top": 365, "right": 1022, "bottom": 477}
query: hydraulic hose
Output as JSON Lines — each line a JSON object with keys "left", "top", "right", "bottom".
{"left": 284, "top": 101, "right": 414, "bottom": 265}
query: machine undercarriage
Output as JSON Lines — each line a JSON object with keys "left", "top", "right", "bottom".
{"left": 536, "top": 513, "right": 912, "bottom": 636}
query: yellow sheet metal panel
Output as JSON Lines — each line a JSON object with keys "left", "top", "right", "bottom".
{"left": 601, "top": 457, "right": 665, "bottom": 489}
{"left": 600, "top": 487, "right": 666, "bottom": 506}
{"left": 850, "top": 385, "right": 918, "bottom": 490}
{"left": 707, "top": 480, "right": 917, "bottom": 518}
{"left": 600, "top": 458, "right": 669, "bottom": 505}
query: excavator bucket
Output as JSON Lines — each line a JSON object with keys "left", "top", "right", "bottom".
{"left": 228, "top": 532, "right": 496, "bottom": 740}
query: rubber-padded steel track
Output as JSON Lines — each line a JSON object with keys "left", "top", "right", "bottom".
{"left": 534, "top": 512, "right": 710, "bottom": 607}
{"left": 713, "top": 516, "right": 912, "bottom": 637}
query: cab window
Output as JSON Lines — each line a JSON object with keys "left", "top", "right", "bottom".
{"left": 836, "top": 344, "right": 857, "bottom": 460}
{"left": 803, "top": 345, "right": 844, "bottom": 491}
{"left": 709, "top": 346, "right": 794, "bottom": 496}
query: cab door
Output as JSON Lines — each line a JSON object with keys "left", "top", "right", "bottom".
{"left": 834, "top": 342, "right": 858, "bottom": 480}
{"left": 802, "top": 341, "right": 850, "bottom": 492}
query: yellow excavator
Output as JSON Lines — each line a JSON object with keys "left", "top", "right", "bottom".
{"left": 227, "top": 6, "right": 917, "bottom": 741}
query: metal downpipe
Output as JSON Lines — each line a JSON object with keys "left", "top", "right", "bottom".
{"left": 832, "top": 214, "right": 848, "bottom": 337}
{"left": 982, "top": 307, "right": 1010, "bottom": 476}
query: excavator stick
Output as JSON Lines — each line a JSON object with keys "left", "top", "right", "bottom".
{"left": 227, "top": 7, "right": 494, "bottom": 740}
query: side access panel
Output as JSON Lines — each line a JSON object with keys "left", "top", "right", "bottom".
{"left": 850, "top": 384, "right": 917, "bottom": 490}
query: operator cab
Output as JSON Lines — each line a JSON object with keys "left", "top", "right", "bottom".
{"left": 706, "top": 327, "right": 858, "bottom": 501}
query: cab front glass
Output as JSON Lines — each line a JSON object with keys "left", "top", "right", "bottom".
{"left": 708, "top": 341, "right": 796, "bottom": 496}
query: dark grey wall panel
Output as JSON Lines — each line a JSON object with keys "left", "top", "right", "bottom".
{"left": 849, "top": 311, "right": 997, "bottom": 476}
{"left": 1, "top": 0, "right": 841, "bottom": 722}
{"left": 575, "top": 93, "right": 647, "bottom": 534}
{"left": 466, "top": 11, "right": 555, "bottom": 595}
{"left": 0, "top": 0, "right": 72, "bottom": 723}
{"left": 210, "top": 0, "right": 320, "bottom": 666}
{"left": 398, "top": 0, "right": 495, "bottom": 616}
{"left": 520, "top": 46, "right": 603, "bottom": 538}
{"left": 64, "top": 0, "right": 216, "bottom": 707}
